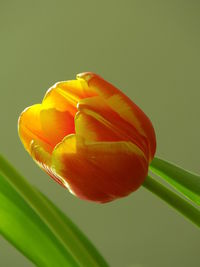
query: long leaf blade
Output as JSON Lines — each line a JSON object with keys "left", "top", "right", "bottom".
{"left": 150, "top": 157, "right": 200, "bottom": 206}
{"left": 143, "top": 175, "right": 200, "bottom": 228}
{"left": 36, "top": 190, "right": 109, "bottom": 267}
{"left": 0, "top": 172, "right": 78, "bottom": 267}
{"left": 0, "top": 155, "right": 109, "bottom": 267}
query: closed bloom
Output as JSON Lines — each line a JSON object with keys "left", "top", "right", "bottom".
{"left": 18, "top": 72, "right": 156, "bottom": 203}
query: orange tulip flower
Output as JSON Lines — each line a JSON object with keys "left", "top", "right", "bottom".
{"left": 18, "top": 72, "right": 156, "bottom": 203}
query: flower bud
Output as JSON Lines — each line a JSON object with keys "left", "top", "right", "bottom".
{"left": 18, "top": 72, "right": 156, "bottom": 203}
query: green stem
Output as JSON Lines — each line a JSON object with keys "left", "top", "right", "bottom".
{"left": 0, "top": 154, "right": 109, "bottom": 267}
{"left": 143, "top": 175, "right": 200, "bottom": 228}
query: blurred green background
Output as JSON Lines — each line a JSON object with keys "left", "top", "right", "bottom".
{"left": 0, "top": 1, "right": 200, "bottom": 266}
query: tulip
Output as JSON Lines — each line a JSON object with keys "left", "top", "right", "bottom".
{"left": 18, "top": 72, "right": 156, "bottom": 203}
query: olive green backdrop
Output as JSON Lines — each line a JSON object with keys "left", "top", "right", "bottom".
{"left": 0, "top": 1, "right": 200, "bottom": 266}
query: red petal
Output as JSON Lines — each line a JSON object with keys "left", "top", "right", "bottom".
{"left": 52, "top": 134, "right": 148, "bottom": 203}
{"left": 76, "top": 96, "right": 149, "bottom": 160}
{"left": 77, "top": 72, "right": 156, "bottom": 161}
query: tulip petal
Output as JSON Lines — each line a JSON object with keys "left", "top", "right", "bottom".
{"left": 18, "top": 104, "right": 75, "bottom": 154}
{"left": 42, "top": 84, "right": 77, "bottom": 116}
{"left": 75, "top": 111, "right": 120, "bottom": 143}
{"left": 52, "top": 135, "right": 148, "bottom": 203}
{"left": 40, "top": 108, "right": 75, "bottom": 149}
{"left": 56, "top": 80, "right": 97, "bottom": 99}
{"left": 30, "top": 140, "right": 65, "bottom": 187}
{"left": 77, "top": 72, "right": 156, "bottom": 161}
{"left": 77, "top": 72, "right": 116, "bottom": 98}
{"left": 106, "top": 94, "right": 156, "bottom": 161}
{"left": 42, "top": 80, "right": 97, "bottom": 115}
{"left": 18, "top": 104, "right": 52, "bottom": 153}
{"left": 76, "top": 96, "right": 149, "bottom": 159}
{"left": 52, "top": 134, "right": 77, "bottom": 191}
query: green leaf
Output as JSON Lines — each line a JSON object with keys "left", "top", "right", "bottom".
{"left": 0, "top": 172, "right": 78, "bottom": 267}
{"left": 150, "top": 157, "right": 200, "bottom": 206}
{"left": 0, "top": 155, "right": 109, "bottom": 267}
{"left": 143, "top": 175, "right": 200, "bottom": 228}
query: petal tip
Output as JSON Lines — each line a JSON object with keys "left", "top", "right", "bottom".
{"left": 76, "top": 72, "right": 96, "bottom": 83}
